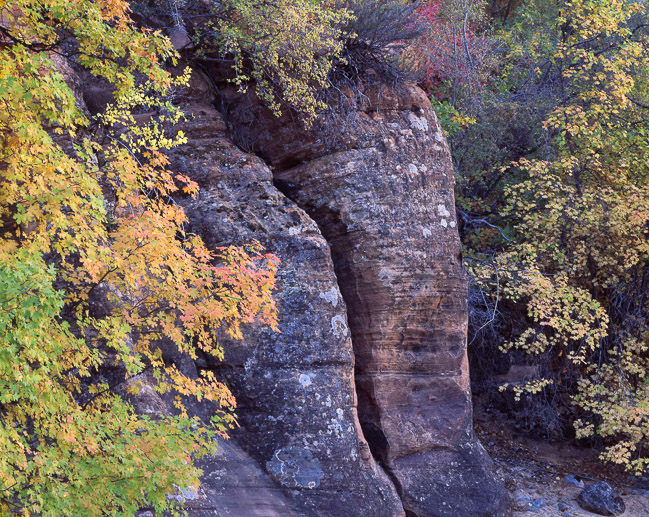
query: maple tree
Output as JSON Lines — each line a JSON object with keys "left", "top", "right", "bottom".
{"left": 496, "top": 0, "right": 649, "bottom": 473}
{"left": 434, "top": 0, "right": 649, "bottom": 472}
{"left": 0, "top": 0, "right": 282, "bottom": 513}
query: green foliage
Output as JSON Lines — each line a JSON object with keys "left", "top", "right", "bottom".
{"left": 188, "top": 0, "right": 351, "bottom": 124}
{"left": 0, "top": 252, "right": 207, "bottom": 514}
{"left": 431, "top": 98, "right": 475, "bottom": 136}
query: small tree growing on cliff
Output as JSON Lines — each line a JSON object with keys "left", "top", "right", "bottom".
{"left": 161, "top": 0, "right": 352, "bottom": 125}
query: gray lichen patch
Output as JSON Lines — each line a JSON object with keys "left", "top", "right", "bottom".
{"left": 172, "top": 484, "right": 199, "bottom": 503}
{"left": 331, "top": 315, "right": 349, "bottom": 337}
{"left": 319, "top": 287, "right": 339, "bottom": 307}
{"left": 266, "top": 446, "right": 324, "bottom": 489}
{"left": 298, "top": 373, "right": 313, "bottom": 387}
{"left": 407, "top": 112, "right": 429, "bottom": 132}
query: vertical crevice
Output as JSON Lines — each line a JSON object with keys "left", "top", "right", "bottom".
{"left": 271, "top": 176, "right": 410, "bottom": 512}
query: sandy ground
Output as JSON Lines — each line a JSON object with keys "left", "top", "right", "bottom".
{"left": 475, "top": 415, "right": 649, "bottom": 516}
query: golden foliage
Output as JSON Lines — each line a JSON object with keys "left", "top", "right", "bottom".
{"left": 0, "top": 0, "right": 280, "bottom": 512}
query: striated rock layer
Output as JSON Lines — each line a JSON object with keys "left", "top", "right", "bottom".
{"left": 71, "top": 55, "right": 508, "bottom": 515}
{"left": 222, "top": 80, "right": 511, "bottom": 517}
{"left": 168, "top": 72, "right": 405, "bottom": 516}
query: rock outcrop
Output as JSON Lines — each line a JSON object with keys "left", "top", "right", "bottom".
{"left": 129, "top": 384, "right": 302, "bottom": 517}
{"left": 168, "top": 75, "right": 405, "bottom": 515}
{"left": 219, "top": 80, "right": 511, "bottom": 516}
{"left": 78, "top": 64, "right": 509, "bottom": 515}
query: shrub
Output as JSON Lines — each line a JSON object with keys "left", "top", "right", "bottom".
{"left": 173, "top": 0, "right": 352, "bottom": 124}
{"left": 334, "top": 0, "right": 425, "bottom": 84}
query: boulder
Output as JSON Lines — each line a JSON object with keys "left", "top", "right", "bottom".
{"left": 577, "top": 482, "right": 625, "bottom": 516}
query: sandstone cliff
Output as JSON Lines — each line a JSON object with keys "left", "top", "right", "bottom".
{"left": 171, "top": 98, "right": 404, "bottom": 517}
{"left": 168, "top": 70, "right": 509, "bottom": 516}
{"left": 77, "top": 66, "right": 509, "bottom": 516}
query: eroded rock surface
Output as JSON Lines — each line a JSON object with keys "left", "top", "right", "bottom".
{"left": 168, "top": 74, "right": 404, "bottom": 516}
{"left": 69, "top": 51, "right": 507, "bottom": 516}
{"left": 130, "top": 385, "right": 301, "bottom": 517}
{"left": 222, "top": 81, "right": 510, "bottom": 517}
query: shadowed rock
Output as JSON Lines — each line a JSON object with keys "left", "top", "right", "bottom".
{"left": 577, "top": 482, "right": 625, "bottom": 516}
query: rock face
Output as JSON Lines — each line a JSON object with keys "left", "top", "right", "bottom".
{"left": 70, "top": 55, "right": 509, "bottom": 516}
{"left": 129, "top": 385, "right": 302, "bottom": 517}
{"left": 168, "top": 74, "right": 404, "bottom": 516}
{"left": 221, "top": 81, "right": 510, "bottom": 516}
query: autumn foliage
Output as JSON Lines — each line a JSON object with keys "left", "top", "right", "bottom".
{"left": 427, "top": 0, "right": 649, "bottom": 474}
{"left": 0, "top": 0, "right": 280, "bottom": 513}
